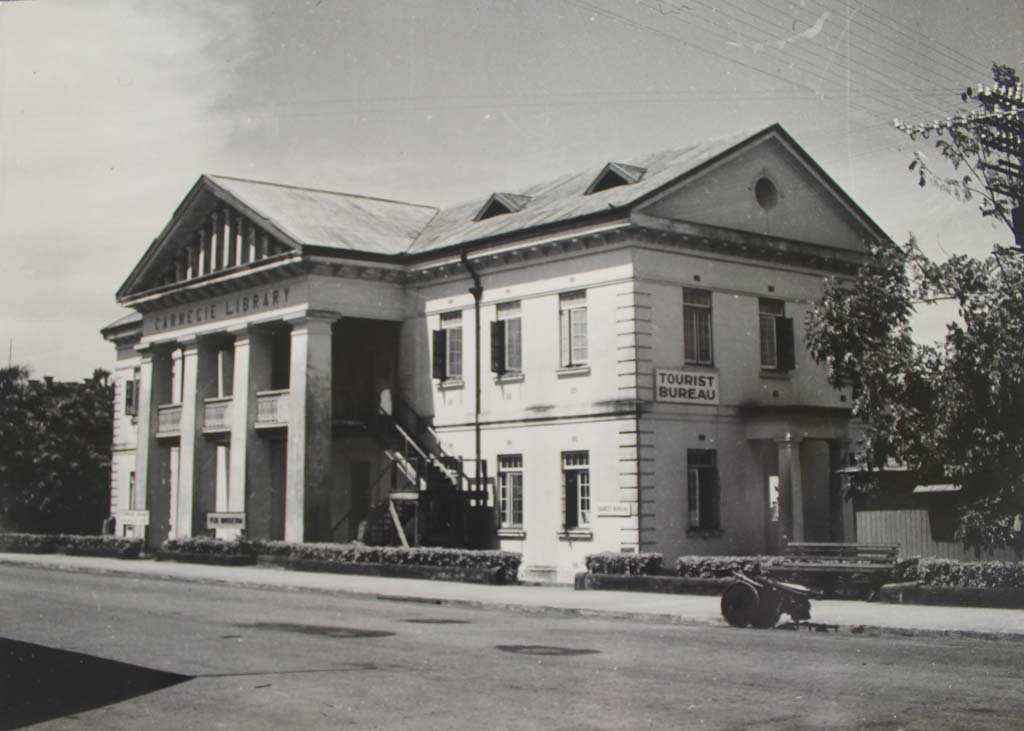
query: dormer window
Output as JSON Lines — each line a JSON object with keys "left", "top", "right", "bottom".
{"left": 585, "top": 162, "right": 646, "bottom": 195}
{"left": 475, "top": 193, "right": 531, "bottom": 221}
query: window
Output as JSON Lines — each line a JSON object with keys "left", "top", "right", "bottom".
{"left": 683, "top": 288, "right": 713, "bottom": 365}
{"left": 498, "top": 454, "right": 524, "bottom": 527}
{"left": 433, "top": 311, "right": 463, "bottom": 381}
{"left": 217, "top": 348, "right": 234, "bottom": 398}
{"left": 562, "top": 451, "right": 590, "bottom": 529}
{"left": 492, "top": 301, "right": 522, "bottom": 374}
{"left": 687, "top": 450, "right": 719, "bottom": 530}
{"left": 559, "top": 291, "right": 588, "bottom": 368}
{"left": 127, "top": 471, "right": 137, "bottom": 510}
{"left": 758, "top": 298, "right": 795, "bottom": 371}
{"left": 124, "top": 368, "right": 140, "bottom": 416}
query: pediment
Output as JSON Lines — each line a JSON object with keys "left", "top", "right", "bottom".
{"left": 117, "top": 176, "right": 300, "bottom": 300}
{"left": 636, "top": 132, "right": 886, "bottom": 252}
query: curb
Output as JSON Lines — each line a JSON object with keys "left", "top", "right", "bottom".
{"left": 4, "top": 556, "right": 1023, "bottom": 643}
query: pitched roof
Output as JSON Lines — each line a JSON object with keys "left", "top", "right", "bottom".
{"left": 207, "top": 175, "right": 438, "bottom": 256}
{"left": 405, "top": 127, "right": 762, "bottom": 254}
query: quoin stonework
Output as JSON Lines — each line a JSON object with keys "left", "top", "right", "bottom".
{"left": 102, "top": 124, "right": 885, "bottom": 582}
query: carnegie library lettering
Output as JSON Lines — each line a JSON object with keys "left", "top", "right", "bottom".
{"left": 150, "top": 287, "right": 291, "bottom": 332}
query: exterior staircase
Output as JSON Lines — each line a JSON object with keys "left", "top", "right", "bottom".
{"left": 358, "top": 395, "right": 493, "bottom": 549}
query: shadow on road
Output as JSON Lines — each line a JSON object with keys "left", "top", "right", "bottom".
{"left": 0, "top": 637, "right": 191, "bottom": 730}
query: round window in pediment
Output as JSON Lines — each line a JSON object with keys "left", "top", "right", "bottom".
{"left": 754, "top": 176, "right": 778, "bottom": 210}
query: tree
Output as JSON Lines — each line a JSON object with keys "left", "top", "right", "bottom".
{"left": 807, "top": 64, "right": 1024, "bottom": 549}
{"left": 0, "top": 367, "right": 114, "bottom": 534}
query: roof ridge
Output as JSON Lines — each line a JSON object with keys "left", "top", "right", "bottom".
{"left": 206, "top": 174, "right": 439, "bottom": 212}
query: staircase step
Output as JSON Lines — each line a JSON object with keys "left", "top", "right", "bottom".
{"left": 389, "top": 491, "right": 420, "bottom": 501}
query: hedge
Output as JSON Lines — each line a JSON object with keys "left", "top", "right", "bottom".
{"left": 252, "top": 540, "right": 521, "bottom": 579}
{"left": 161, "top": 536, "right": 256, "bottom": 557}
{"left": 676, "top": 555, "right": 786, "bottom": 578}
{"left": 0, "top": 533, "right": 142, "bottom": 558}
{"left": 585, "top": 551, "right": 663, "bottom": 576}
{"left": 893, "top": 557, "right": 1024, "bottom": 590}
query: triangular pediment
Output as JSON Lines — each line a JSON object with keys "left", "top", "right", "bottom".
{"left": 636, "top": 129, "right": 886, "bottom": 252}
{"left": 475, "top": 192, "right": 532, "bottom": 221}
{"left": 586, "top": 162, "right": 646, "bottom": 194}
{"left": 117, "top": 176, "right": 300, "bottom": 300}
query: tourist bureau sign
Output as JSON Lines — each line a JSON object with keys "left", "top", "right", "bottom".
{"left": 654, "top": 368, "right": 719, "bottom": 405}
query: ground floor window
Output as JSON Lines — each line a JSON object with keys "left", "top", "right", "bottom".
{"left": 562, "top": 451, "right": 590, "bottom": 529}
{"left": 498, "top": 454, "right": 523, "bottom": 527}
{"left": 687, "top": 449, "right": 719, "bottom": 529}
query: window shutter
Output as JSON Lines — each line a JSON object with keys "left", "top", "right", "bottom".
{"left": 432, "top": 329, "right": 448, "bottom": 380}
{"left": 490, "top": 320, "right": 506, "bottom": 374}
{"left": 564, "top": 474, "right": 578, "bottom": 529}
{"left": 125, "top": 379, "right": 135, "bottom": 415}
{"left": 777, "top": 317, "right": 796, "bottom": 371}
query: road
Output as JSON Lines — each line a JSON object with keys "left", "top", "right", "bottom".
{"left": 1, "top": 565, "right": 1021, "bottom": 730}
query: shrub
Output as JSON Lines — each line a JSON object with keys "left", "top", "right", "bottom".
{"left": 252, "top": 540, "right": 521, "bottom": 579}
{"left": 900, "top": 558, "right": 1024, "bottom": 590}
{"left": 58, "top": 535, "right": 142, "bottom": 558}
{"left": 0, "top": 533, "right": 59, "bottom": 553}
{"left": 676, "top": 555, "right": 786, "bottom": 578}
{"left": 161, "top": 536, "right": 255, "bottom": 557}
{"left": 585, "top": 551, "right": 663, "bottom": 576}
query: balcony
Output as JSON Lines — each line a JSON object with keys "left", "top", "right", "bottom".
{"left": 156, "top": 403, "right": 182, "bottom": 438}
{"left": 203, "top": 396, "right": 232, "bottom": 434}
{"left": 255, "top": 389, "right": 289, "bottom": 429}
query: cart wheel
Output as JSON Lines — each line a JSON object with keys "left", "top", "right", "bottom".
{"left": 721, "top": 582, "right": 759, "bottom": 627}
{"left": 751, "top": 593, "right": 782, "bottom": 629}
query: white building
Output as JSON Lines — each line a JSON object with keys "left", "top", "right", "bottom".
{"left": 102, "top": 124, "right": 886, "bottom": 582}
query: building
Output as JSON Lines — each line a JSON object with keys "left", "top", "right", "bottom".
{"left": 102, "top": 124, "right": 888, "bottom": 582}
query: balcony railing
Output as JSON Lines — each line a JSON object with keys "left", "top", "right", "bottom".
{"left": 203, "top": 396, "right": 232, "bottom": 433}
{"left": 255, "top": 389, "right": 289, "bottom": 428}
{"left": 156, "top": 403, "right": 182, "bottom": 437}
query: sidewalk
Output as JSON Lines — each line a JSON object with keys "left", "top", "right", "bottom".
{"left": 4, "top": 552, "right": 1023, "bottom": 642}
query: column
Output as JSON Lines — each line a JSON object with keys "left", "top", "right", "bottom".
{"left": 228, "top": 324, "right": 273, "bottom": 538}
{"left": 284, "top": 311, "right": 337, "bottom": 542}
{"left": 776, "top": 435, "right": 805, "bottom": 543}
{"left": 134, "top": 344, "right": 172, "bottom": 550}
{"left": 176, "top": 336, "right": 218, "bottom": 537}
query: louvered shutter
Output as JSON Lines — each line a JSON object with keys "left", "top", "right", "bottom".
{"left": 777, "top": 318, "right": 796, "bottom": 372}
{"left": 432, "top": 329, "right": 448, "bottom": 380}
{"left": 490, "top": 320, "right": 506, "bottom": 374}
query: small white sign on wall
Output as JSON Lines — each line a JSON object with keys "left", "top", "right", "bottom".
{"left": 654, "top": 369, "right": 719, "bottom": 405}
{"left": 207, "top": 512, "right": 246, "bottom": 529}
{"left": 118, "top": 510, "right": 150, "bottom": 527}
{"left": 596, "top": 502, "right": 632, "bottom": 518}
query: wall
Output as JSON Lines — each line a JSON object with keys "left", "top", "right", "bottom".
{"left": 641, "top": 135, "right": 870, "bottom": 252}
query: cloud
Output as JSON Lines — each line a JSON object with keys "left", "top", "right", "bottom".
{"left": 0, "top": 0, "right": 254, "bottom": 378}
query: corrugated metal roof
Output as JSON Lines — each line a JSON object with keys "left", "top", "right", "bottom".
{"left": 405, "top": 127, "right": 763, "bottom": 254}
{"left": 207, "top": 175, "right": 438, "bottom": 256}
{"left": 103, "top": 311, "right": 143, "bottom": 330}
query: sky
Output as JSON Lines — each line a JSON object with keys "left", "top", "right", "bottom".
{"left": 1, "top": 0, "right": 1022, "bottom": 380}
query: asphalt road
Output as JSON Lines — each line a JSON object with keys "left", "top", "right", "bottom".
{"left": 1, "top": 565, "right": 1022, "bottom": 730}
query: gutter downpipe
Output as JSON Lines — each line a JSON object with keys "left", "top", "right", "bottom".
{"left": 460, "top": 249, "right": 484, "bottom": 540}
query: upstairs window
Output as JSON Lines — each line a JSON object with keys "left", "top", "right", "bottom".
{"left": 683, "top": 288, "right": 713, "bottom": 366}
{"left": 562, "top": 451, "right": 591, "bottom": 529}
{"left": 492, "top": 301, "right": 522, "bottom": 374}
{"left": 758, "top": 298, "right": 795, "bottom": 371}
{"left": 559, "top": 291, "right": 588, "bottom": 368}
{"left": 432, "top": 311, "right": 463, "bottom": 381}
{"left": 687, "top": 449, "right": 719, "bottom": 530}
{"left": 124, "top": 367, "right": 140, "bottom": 416}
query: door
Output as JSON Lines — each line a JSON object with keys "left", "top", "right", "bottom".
{"left": 348, "top": 461, "right": 372, "bottom": 541}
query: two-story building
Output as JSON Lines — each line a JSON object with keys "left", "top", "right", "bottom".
{"left": 102, "top": 123, "right": 886, "bottom": 582}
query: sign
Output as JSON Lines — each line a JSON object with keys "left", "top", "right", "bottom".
{"left": 654, "top": 368, "right": 719, "bottom": 405}
{"left": 145, "top": 286, "right": 293, "bottom": 335}
{"left": 207, "top": 512, "right": 246, "bottom": 529}
{"left": 118, "top": 510, "right": 150, "bottom": 527}
{"left": 596, "top": 502, "right": 632, "bottom": 518}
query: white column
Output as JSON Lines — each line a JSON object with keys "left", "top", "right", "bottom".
{"left": 284, "top": 311, "right": 337, "bottom": 542}
{"left": 777, "top": 435, "right": 805, "bottom": 543}
{"left": 175, "top": 338, "right": 200, "bottom": 538}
